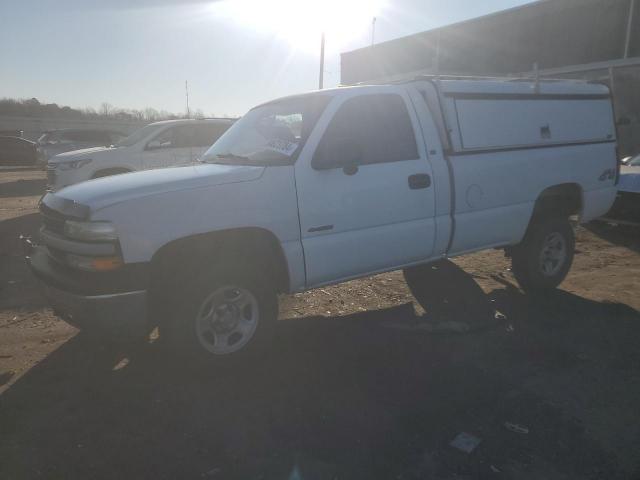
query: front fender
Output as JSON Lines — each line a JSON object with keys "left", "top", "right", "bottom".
{"left": 90, "top": 166, "right": 306, "bottom": 291}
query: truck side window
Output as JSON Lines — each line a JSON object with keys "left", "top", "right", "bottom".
{"left": 173, "top": 126, "right": 197, "bottom": 148}
{"left": 319, "top": 94, "right": 419, "bottom": 166}
{"left": 148, "top": 127, "right": 177, "bottom": 149}
{"left": 192, "top": 124, "right": 231, "bottom": 148}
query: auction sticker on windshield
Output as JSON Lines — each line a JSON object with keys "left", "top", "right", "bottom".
{"left": 266, "top": 139, "right": 298, "bottom": 156}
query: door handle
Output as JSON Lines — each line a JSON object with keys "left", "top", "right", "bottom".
{"left": 408, "top": 173, "right": 431, "bottom": 189}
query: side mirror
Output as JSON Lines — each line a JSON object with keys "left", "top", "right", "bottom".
{"left": 312, "top": 138, "right": 362, "bottom": 171}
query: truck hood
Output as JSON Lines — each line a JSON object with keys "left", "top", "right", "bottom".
{"left": 53, "top": 164, "right": 265, "bottom": 213}
{"left": 49, "top": 146, "right": 116, "bottom": 163}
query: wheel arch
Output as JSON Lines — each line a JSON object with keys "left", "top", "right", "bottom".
{"left": 531, "top": 183, "right": 584, "bottom": 221}
{"left": 149, "top": 227, "right": 291, "bottom": 294}
{"left": 510, "top": 183, "right": 583, "bottom": 248}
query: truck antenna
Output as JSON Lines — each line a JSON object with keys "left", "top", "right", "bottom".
{"left": 371, "top": 17, "right": 376, "bottom": 46}
{"left": 185, "top": 80, "right": 190, "bottom": 118}
{"left": 319, "top": 32, "right": 325, "bottom": 89}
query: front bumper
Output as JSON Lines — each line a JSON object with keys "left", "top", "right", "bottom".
{"left": 42, "top": 283, "right": 148, "bottom": 334}
{"left": 26, "top": 242, "right": 150, "bottom": 335}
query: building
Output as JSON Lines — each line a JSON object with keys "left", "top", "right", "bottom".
{"left": 341, "top": 0, "right": 640, "bottom": 154}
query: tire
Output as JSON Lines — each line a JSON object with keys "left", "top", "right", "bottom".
{"left": 511, "top": 216, "right": 575, "bottom": 293}
{"left": 159, "top": 259, "right": 278, "bottom": 364}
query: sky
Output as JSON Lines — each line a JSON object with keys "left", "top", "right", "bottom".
{"left": 0, "top": 0, "right": 533, "bottom": 117}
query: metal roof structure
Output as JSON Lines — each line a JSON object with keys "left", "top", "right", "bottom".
{"left": 341, "top": 0, "right": 639, "bottom": 84}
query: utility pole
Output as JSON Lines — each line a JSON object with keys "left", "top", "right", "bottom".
{"left": 185, "top": 80, "right": 190, "bottom": 118}
{"left": 371, "top": 17, "right": 376, "bottom": 46}
{"left": 624, "top": 0, "right": 636, "bottom": 58}
{"left": 319, "top": 32, "right": 325, "bottom": 90}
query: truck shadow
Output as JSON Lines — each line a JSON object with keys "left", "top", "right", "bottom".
{"left": 1, "top": 268, "right": 638, "bottom": 478}
{"left": 585, "top": 221, "right": 640, "bottom": 254}
{"left": 0, "top": 212, "right": 41, "bottom": 254}
{"left": 0, "top": 213, "right": 45, "bottom": 310}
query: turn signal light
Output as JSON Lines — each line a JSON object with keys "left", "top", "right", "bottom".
{"left": 66, "top": 254, "right": 123, "bottom": 272}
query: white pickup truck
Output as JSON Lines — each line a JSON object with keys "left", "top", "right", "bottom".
{"left": 28, "top": 77, "right": 619, "bottom": 362}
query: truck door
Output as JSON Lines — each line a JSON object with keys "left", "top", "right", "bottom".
{"left": 295, "top": 89, "right": 438, "bottom": 287}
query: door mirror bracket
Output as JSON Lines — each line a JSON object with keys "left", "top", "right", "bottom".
{"left": 342, "top": 164, "right": 358, "bottom": 175}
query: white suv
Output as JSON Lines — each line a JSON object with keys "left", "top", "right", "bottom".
{"left": 46, "top": 118, "right": 234, "bottom": 190}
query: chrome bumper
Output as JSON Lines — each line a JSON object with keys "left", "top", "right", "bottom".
{"left": 42, "top": 284, "right": 148, "bottom": 335}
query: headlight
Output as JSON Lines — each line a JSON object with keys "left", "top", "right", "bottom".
{"left": 66, "top": 253, "right": 123, "bottom": 272}
{"left": 58, "top": 159, "right": 92, "bottom": 170}
{"left": 64, "top": 220, "right": 118, "bottom": 242}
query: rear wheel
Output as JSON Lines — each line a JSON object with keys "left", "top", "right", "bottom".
{"left": 511, "top": 216, "right": 575, "bottom": 292}
{"left": 159, "top": 260, "right": 277, "bottom": 364}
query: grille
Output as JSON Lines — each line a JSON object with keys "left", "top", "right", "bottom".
{"left": 40, "top": 203, "right": 66, "bottom": 235}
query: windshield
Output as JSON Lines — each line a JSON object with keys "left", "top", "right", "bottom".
{"left": 202, "top": 95, "right": 331, "bottom": 166}
{"left": 629, "top": 154, "right": 640, "bottom": 166}
{"left": 115, "top": 124, "right": 166, "bottom": 147}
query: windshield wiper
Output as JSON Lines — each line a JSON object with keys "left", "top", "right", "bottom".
{"left": 203, "top": 152, "right": 291, "bottom": 166}
{"left": 218, "top": 153, "right": 251, "bottom": 161}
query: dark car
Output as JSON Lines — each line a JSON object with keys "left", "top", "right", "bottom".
{"left": 0, "top": 136, "right": 38, "bottom": 166}
{"left": 37, "top": 128, "right": 127, "bottom": 164}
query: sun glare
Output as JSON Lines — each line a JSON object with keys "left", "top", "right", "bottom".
{"left": 215, "top": 0, "right": 385, "bottom": 53}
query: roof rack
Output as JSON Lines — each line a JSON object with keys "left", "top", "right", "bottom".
{"left": 350, "top": 72, "right": 590, "bottom": 87}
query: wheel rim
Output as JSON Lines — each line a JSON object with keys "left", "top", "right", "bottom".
{"left": 538, "top": 232, "right": 567, "bottom": 277}
{"left": 195, "top": 285, "right": 259, "bottom": 355}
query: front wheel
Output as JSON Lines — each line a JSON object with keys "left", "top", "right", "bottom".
{"left": 511, "top": 216, "right": 575, "bottom": 293}
{"left": 160, "top": 262, "right": 278, "bottom": 363}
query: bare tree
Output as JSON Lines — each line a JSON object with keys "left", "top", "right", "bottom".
{"left": 100, "top": 102, "right": 114, "bottom": 117}
{"left": 144, "top": 108, "right": 159, "bottom": 121}
{"left": 131, "top": 109, "right": 145, "bottom": 121}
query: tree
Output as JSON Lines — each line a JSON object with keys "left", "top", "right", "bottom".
{"left": 0, "top": 96, "right": 187, "bottom": 121}
{"left": 100, "top": 102, "right": 114, "bottom": 117}
{"left": 144, "top": 108, "right": 159, "bottom": 121}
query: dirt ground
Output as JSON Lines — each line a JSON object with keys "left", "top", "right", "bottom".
{"left": 1, "top": 169, "right": 640, "bottom": 479}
